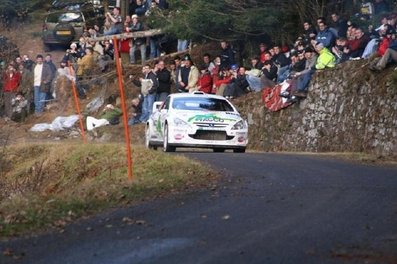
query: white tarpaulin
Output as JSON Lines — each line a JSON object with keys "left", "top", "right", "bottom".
{"left": 30, "top": 115, "right": 80, "bottom": 132}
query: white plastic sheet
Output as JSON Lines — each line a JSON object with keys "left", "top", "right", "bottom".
{"left": 30, "top": 115, "right": 80, "bottom": 132}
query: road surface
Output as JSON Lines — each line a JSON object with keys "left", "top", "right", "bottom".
{"left": 1, "top": 152, "right": 397, "bottom": 264}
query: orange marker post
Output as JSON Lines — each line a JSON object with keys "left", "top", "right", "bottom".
{"left": 113, "top": 37, "right": 133, "bottom": 181}
{"left": 68, "top": 63, "right": 87, "bottom": 144}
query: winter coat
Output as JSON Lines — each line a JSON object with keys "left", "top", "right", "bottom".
{"left": 2, "top": 71, "right": 21, "bottom": 92}
{"left": 198, "top": 72, "right": 213, "bottom": 93}
{"left": 156, "top": 68, "right": 171, "bottom": 94}
{"left": 315, "top": 48, "right": 336, "bottom": 70}
{"left": 316, "top": 28, "right": 336, "bottom": 49}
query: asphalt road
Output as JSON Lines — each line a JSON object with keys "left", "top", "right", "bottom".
{"left": 1, "top": 152, "right": 397, "bottom": 264}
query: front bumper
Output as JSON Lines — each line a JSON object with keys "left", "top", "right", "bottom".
{"left": 167, "top": 126, "right": 248, "bottom": 149}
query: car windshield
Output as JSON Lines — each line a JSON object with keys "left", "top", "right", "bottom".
{"left": 47, "top": 12, "right": 83, "bottom": 23}
{"left": 172, "top": 97, "right": 234, "bottom": 112}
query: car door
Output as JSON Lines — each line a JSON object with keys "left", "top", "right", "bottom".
{"left": 158, "top": 96, "right": 171, "bottom": 141}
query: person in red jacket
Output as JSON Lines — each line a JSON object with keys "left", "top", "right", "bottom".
{"left": 2, "top": 64, "right": 21, "bottom": 119}
{"left": 197, "top": 65, "right": 213, "bottom": 94}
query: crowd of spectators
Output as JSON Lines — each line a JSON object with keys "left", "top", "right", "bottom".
{"left": 1, "top": 0, "right": 397, "bottom": 129}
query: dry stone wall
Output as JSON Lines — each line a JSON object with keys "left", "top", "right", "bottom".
{"left": 234, "top": 60, "right": 397, "bottom": 157}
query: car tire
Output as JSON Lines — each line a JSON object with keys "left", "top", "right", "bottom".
{"left": 233, "top": 148, "right": 246, "bottom": 153}
{"left": 53, "top": 22, "right": 75, "bottom": 43}
{"left": 145, "top": 124, "right": 154, "bottom": 150}
{"left": 213, "top": 148, "right": 225, "bottom": 153}
{"left": 163, "top": 124, "right": 176, "bottom": 152}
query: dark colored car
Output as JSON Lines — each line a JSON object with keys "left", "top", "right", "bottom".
{"left": 42, "top": 5, "right": 104, "bottom": 51}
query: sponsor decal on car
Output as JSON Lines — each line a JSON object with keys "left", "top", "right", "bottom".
{"left": 188, "top": 114, "right": 236, "bottom": 123}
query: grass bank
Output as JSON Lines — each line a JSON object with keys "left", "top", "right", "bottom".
{"left": 0, "top": 143, "right": 217, "bottom": 237}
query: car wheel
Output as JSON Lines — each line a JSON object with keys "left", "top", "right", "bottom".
{"left": 213, "top": 148, "right": 225, "bottom": 153}
{"left": 145, "top": 124, "right": 153, "bottom": 150}
{"left": 233, "top": 148, "right": 246, "bottom": 153}
{"left": 53, "top": 22, "right": 75, "bottom": 43}
{"left": 163, "top": 124, "right": 176, "bottom": 152}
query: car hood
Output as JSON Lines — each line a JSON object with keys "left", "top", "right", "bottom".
{"left": 175, "top": 111, "right": 242, "bottom": 125}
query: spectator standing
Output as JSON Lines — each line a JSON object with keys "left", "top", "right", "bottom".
{"left": 17, "top": 64, "right": 33, "bottom": 113}
{"left": 154, "top": 59, "right": 171, "bottom": 101}
{"left": 127, "top": 14, "right": 146, "bottom": 64}
{"left": 44, "top": 54, "right": 57, "bottom": 101}
{"left": 33, "top": 54, "right": 52, "bottom": 114}
{"left": 2, "top": 64, "right": 21, "bottom": 119}
{"left": 178, "top": 54, "right": 199, "bottom": 93}
{"left": 22, "top": 54, "right": 34, "bottom": 71}
{"left": 139, "top": 64, "right": 158, "bottom": 122}
{"left": 220, "top": 40, "right": 235, "bottom": 70}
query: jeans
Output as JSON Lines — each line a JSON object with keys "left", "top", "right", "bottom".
{"left": 297, "top": 70, "right": 314, "bottom": 91}
{"left": 130, "top": 44, "right": 146, "bottom": 64}
{"left": 156, "top": 92, "right": 169, "bottom": 102}
{"left": 177, "top": 39, "right": 188, "bottom": 52}
{"left": 34, "top": 86, "right": 46, "bottom": 113}
{"left": 277, "top": 65, "right": 291, "bottom": 83}
{"left": 246, "top": 75, "right": 262, "bottom": 92}
{"left": 128, "top": 115, "right": 141, "bottom": 126}
{"left": 139, "top": 94, "right": 155, "bottom": 122}
{"left": 150, "top": 38, "right": 160, "bottom": 59}
{"left": 103, "top": 26, "right": 121, "bottom": 36}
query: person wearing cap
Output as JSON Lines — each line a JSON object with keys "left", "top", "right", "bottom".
{"left": 32, "top": 54, "right": 53, "bottom": 114}
{"left": 314, "top": 42, "right": 336, "bottom": 70}
{"left": 178, "top": 54, "right": 199, "bottom": 93}
{"left": 127, "top": 14, "right": 146, "bottom": 65}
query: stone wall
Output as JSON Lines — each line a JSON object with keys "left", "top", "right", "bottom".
{"left": 234, "top": 60, "right": 397, "bottom": 157}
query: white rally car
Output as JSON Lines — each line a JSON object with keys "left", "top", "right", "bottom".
{"left": 145, "top": 92, "right": 248, "bottom": 152}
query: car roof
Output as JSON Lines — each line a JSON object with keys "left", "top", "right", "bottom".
{"left": 169, "top": 93, "right": 227, "bottom": 100}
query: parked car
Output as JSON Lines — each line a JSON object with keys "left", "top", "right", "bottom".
{"left": 145, "top": 92, "right": 249, "bottom": 152}
{"left": 42, "top": 5, "right": 104, "bottom": 51}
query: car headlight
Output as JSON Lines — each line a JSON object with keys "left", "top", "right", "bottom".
{"left": 173, "top": 117, "right": 191, "bottom": 127}
{"left": 231, "top": 120, "right": 246, "bottom": 130}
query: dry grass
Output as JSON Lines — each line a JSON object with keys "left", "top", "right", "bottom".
{"left": 0, "top": 143, "right": 218, "bottom": 237}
